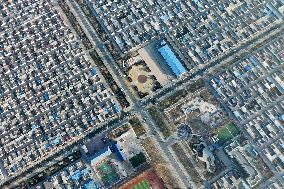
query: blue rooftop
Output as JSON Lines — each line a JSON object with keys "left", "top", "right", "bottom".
{"left": 244, "top": 65, "right": 252, "bottom": 72}
{"left": 37, "top": 63, "right": 44, "bottom": 70}
{"left": 42, "top": 93, "right": 49, "bottom": 101}
{"left": 91, "top": 68, "right": 97, "bottom": 76}
{"left": 158, "top": 44, "right": 186, "bottom": 77}
{"left": 35, "top": 77, "right": 42, "bottom": 86}
{"left": 88, "top": 116, "right": 93, "bottom": 123}
{"left": 51, "top": 109, "right": 58, "bottom": 119}
{"left": 31, "top": 124, "right": 40, "bottom": 131}
{"left": 113, "top": 142, "right": 126, "bottom": 161}
{"left": 72, "top": 170, "right": 82, "bottom": 181}
{"left": 84, "top": 180, "right": 98, "bottom": 189}
{"left": 82, "top": 168, "right": 90, "bottom": 176}
{"left": 45, "top": 143, "right": 51, "bottom": 150}
{"left": 249, "top": 55, "right": 260, "bottom": 67}
{"left": 0, "top": 107, "right": 4, "bottom": 114}
{"left": 91, "top": 146, "right": 112, "bottom": 165}
{"left": 113, "top": 104, "right": 121, "bottom": 113}
{"left": 53, "top": 138, "right": 61, "bottom": 145}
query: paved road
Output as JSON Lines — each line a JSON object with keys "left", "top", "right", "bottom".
{"left": 1, "top": 114, "right": 129, "bottom": 188}
{"left": 35, "top": 1, "right": 284, "bottom": 188}
{"left": 68, "top": 1, "right": 284, "bottom": 188}
{"left": 206, "top": 80, "right": 278, "bottom": 174}
{"left": 1, "top": 0, "right": 283, "bottom": 188}
{"left": 67, "top": 1, "right": 196, "bottom": 188}
{"left": 67, "top": 0, "right": 136, "bottom": 106}
{"left": 257, "top": 172, "right": 284, "bottom": 189}
{"left": 138, "top": 110, "right": 196, "bottom": 189}
{"left": 141, "top": 23, "right": 284, "bottom": 106}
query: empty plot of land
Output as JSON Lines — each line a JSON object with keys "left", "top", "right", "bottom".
{"left": 171, "top": 143, "right": 203, "bottom": 186}
{"left": 141, "top": 138, "right": 180, "bottom": 188}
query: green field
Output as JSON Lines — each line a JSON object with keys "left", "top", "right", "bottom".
{"left": 216, "top": 123, "right": 239, "bottom": 145}
{"left": 132, "top": 180, "right": 152, "bottom": 189}
{"left": 129, "top": 152, "right": 147, "bottom": 168}
{"left": 96, "top": 160, "right": 119, "bottom": 185}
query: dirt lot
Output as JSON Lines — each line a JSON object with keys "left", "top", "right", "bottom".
{"left": 141, "top": 138, "right": 181, "bottom": 188}
{"left": 171, "top": 143, "right": 203, "bottom": 187}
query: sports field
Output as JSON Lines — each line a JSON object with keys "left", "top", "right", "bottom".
{"left": 132, "top": 179, "right": 152, "bottom": 189}
{"left": 95, "top": 160, "right": 119, "bottom": 185}
{"left": 119, "top": 171, "right": 165, "bottom": 189}
{"left": 216, "top": 123, "right": 239, "bottom": 145}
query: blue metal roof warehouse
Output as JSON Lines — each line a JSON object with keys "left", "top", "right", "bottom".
{"left": 158, "top": 44, "right": 186, "bottom": 77}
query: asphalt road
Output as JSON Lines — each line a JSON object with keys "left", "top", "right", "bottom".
{"left": 67, "top": 0, "right": 195, "bottom": 188}
{"left": 3, "top": 0, "right": 283, "bottom": 188}
{"left": 141, "top": 23, "right": 284, "bottom": 106}
{"left": 68, "top": 1, "right": 284, "bottom": 188}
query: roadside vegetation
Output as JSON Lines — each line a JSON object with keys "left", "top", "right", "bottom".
{"left": 159, "top": 79, "right": 205, "bottom": 109}
{"left": 141, "top": 138, "right": 180, "bottom": 188}
{"left": 129, "top": 117, "right": 147, "bottom": 137}
{"left": 147, "top": 106, "right": 173, "bottom": 138}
